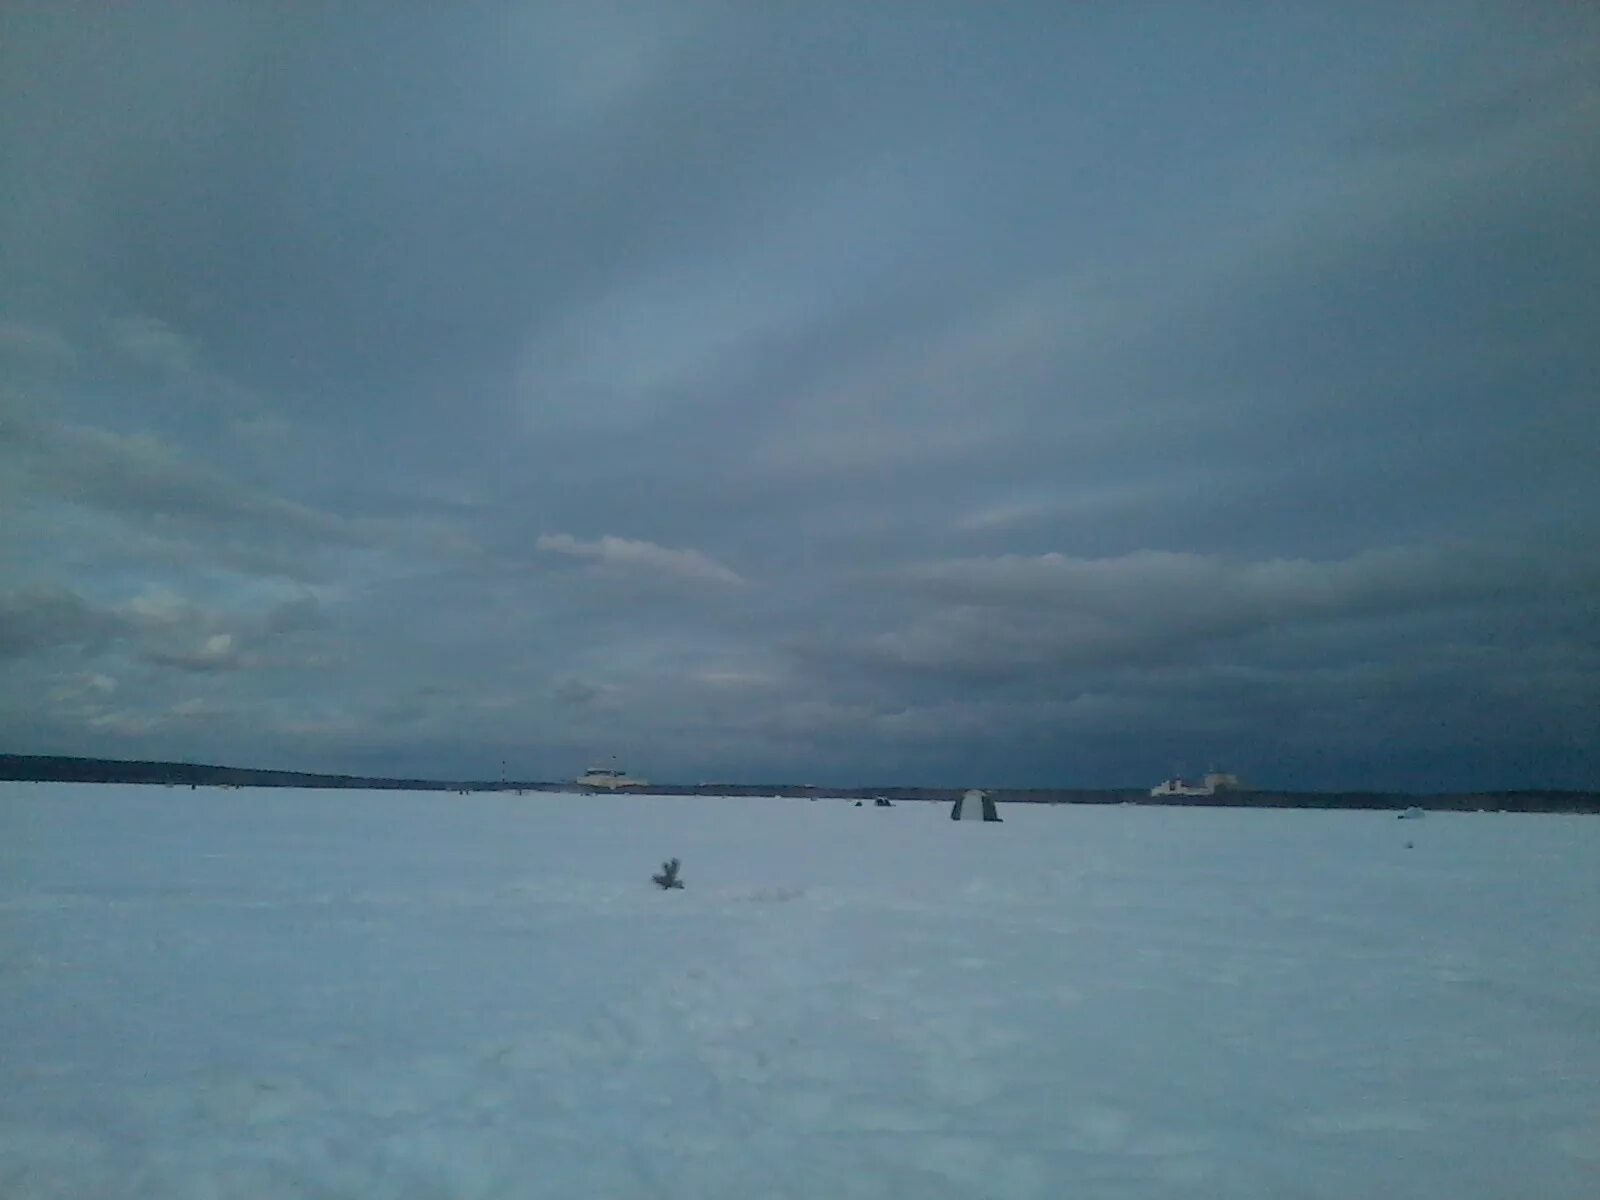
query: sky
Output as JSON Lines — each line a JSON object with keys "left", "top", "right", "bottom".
{"left": 2, "top": 2, "right": 1597, "bottom": 791}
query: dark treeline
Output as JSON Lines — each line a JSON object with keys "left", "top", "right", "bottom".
{"left": 3, "top": 755, "right": 1596, "bottom": 813}
{"left": 0, "top": 755, "right": 466, "bottom": 792}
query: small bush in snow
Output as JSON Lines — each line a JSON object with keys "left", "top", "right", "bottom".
{"left": 652, "top": 857, "right": 684, "bottom": 889}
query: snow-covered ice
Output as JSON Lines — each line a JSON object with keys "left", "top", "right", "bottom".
{"left": 2, "top": 784, "right": 1597, "bottom": 1198}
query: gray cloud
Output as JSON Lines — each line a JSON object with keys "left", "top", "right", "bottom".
{"left": 13, "top": 418, "right": 350, "bottom": 542}
{"left": 0, "top": 3, "right": 1595, "bottom": 788}
{"left": 2, "top": 391, "right": 474, "bottom": 583}
{"left": 0, "top": 583, "right": 123, "bottom": 658}
{"left": 866, "top": 543, "right": 1598, "bottom": 675}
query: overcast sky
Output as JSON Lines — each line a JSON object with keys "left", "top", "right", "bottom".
{"left": 2, "top": 3, "right": 1597, "bottom": 790}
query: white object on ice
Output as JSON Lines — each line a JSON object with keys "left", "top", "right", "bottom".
{"left": 1150, "top": 771, "right": 1240, "bottom": 797}
{"left": 575, "top": 766, "right": 647, "bottom": 790}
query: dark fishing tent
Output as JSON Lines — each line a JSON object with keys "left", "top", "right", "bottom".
{"left": 951, "top": 788, "right": 1001, "bottom": 822}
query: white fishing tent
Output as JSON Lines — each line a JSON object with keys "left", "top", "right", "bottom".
{"left": 951, "top": 788, "right": 1001, "bottom": 822}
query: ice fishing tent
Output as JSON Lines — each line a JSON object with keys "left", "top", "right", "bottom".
{"left": 951, "top": 788, "right": 1001, "bottom": 822}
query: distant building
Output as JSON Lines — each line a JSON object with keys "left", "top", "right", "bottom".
{"left": 574, "top": 766, "right": 648, "bottom": 791}
{"left": 1149, "top": 771, "right": 1240, "bottom": 798}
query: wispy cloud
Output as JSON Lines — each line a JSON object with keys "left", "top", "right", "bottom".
{"left": 0, "top": 319, "right": 77, "bottom": 371}
{"left": 537, "top": 533, "right": 746, "bottom": 587}
{"left": 108, "top": 315, "right": 200, "bottom": 376}
{"left": 864, "top": 543, "right": 1600, "bottom": 676}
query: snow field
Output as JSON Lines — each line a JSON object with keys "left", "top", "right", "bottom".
{"left": 2, "top": 785, "right": 1597, "bottom": 1198}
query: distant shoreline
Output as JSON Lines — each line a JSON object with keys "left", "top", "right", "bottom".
{"left": 3, "top": 754, "right": 1596, "bottom": 813}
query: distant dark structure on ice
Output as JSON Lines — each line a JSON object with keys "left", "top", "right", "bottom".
{"left": 952, "top": 788, "right": 1002, "bottom": 822}
{"left": 2, "top": 757, "right": 1596, "bottom": 813}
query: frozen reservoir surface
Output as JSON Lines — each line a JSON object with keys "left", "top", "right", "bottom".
{"left": 2, "top": 784, "right": 1597, "bottom": 1198}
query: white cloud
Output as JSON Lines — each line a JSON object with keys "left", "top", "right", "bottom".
{"left": 139, "top": 631, "right": 249, "bottom": 673}
{"left": 536, "top": 532, "right": 745, "bottom": 587}
{"left": 108, "top": 315, "right": 199, "bottom": 376}
{"left": 0, "top": 319, "right": 77, "bottom": 370}
{"left": 48, "top": 672, "right": 118, "bottom": 703}
{"left": 118, "top": 590, "right": 334, "bottom": 674}
{"left": 953, "top": 500, "right": 1051, "bottom": 534}
{"left": 122, "top": 586, "right": 200, "bottom": 628}
{"left": 85, "top": 710, "right": 163, "bottom": 736}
